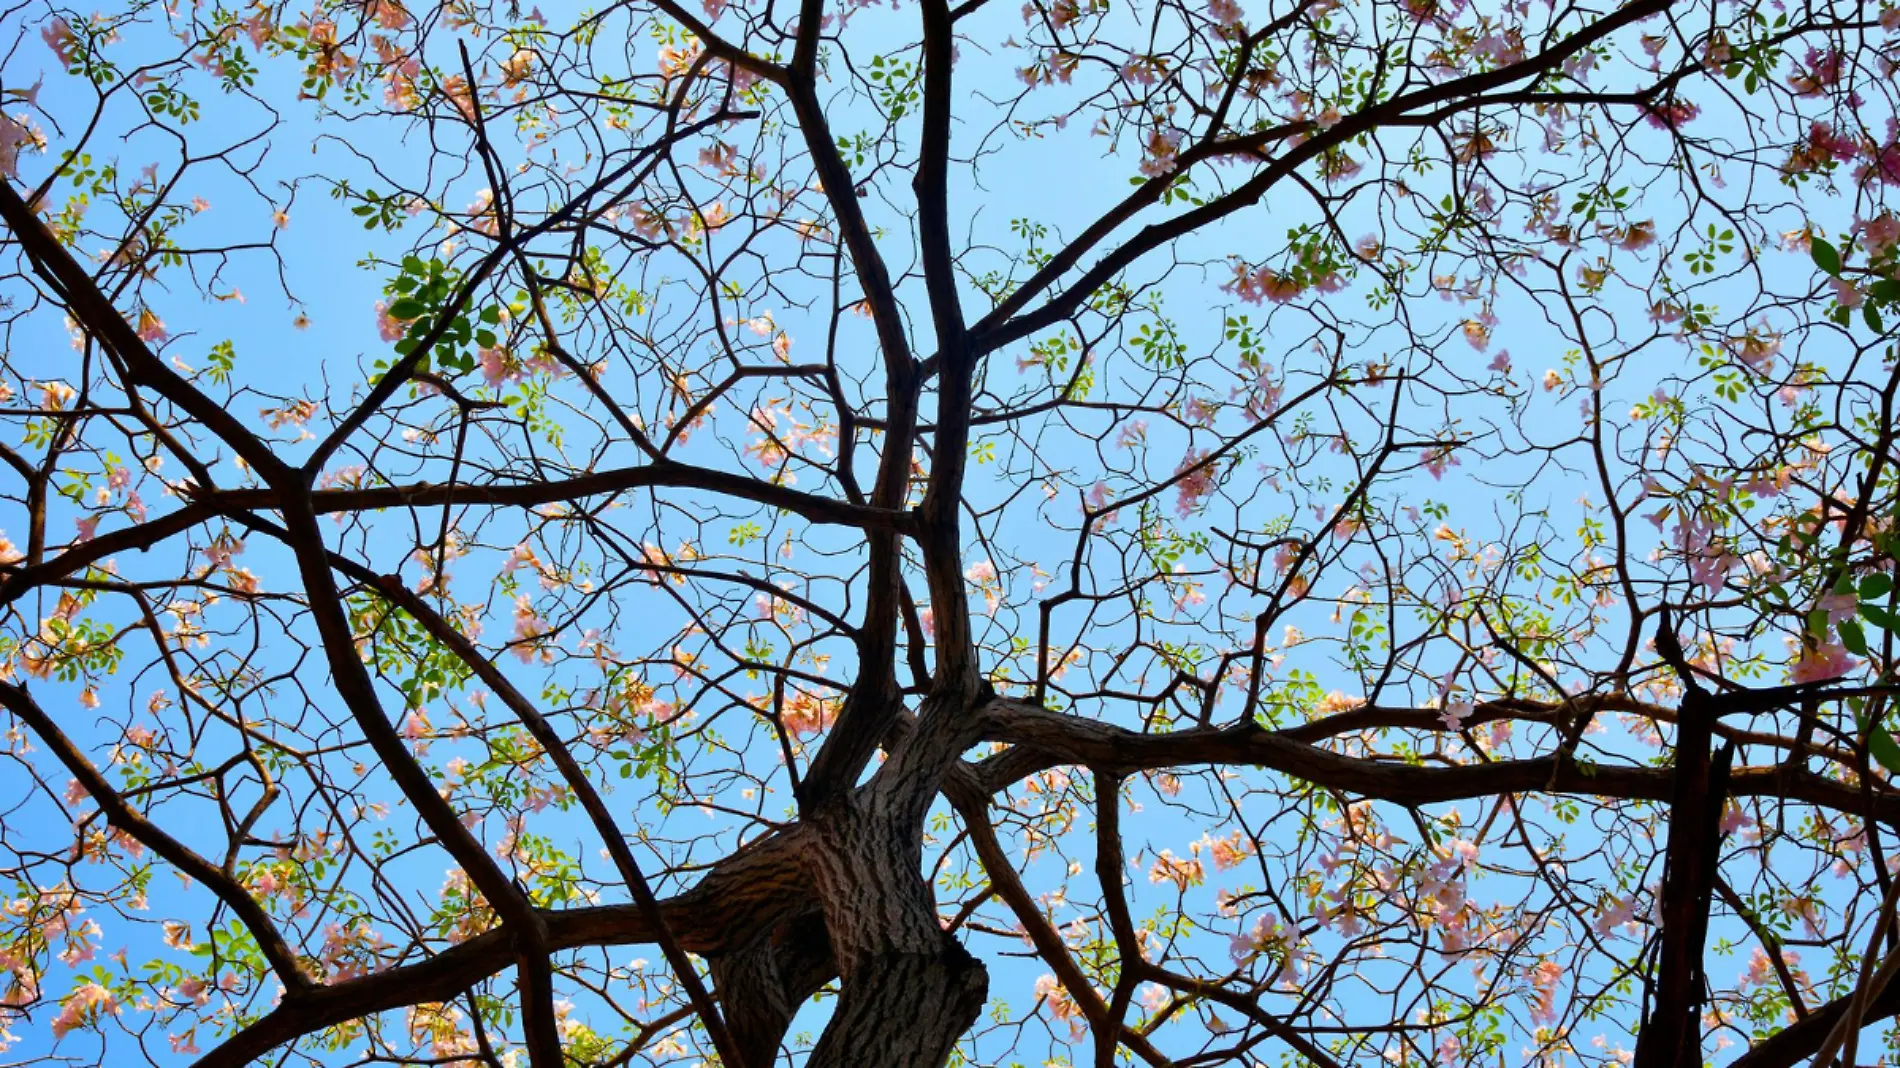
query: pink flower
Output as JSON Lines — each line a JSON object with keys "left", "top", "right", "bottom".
{"left": 367, "top": 0, "right": 410, "bottom": 29}
{"left": 1593, "top": 894, "right": 1638, "bottom": 935}
{"left": 1788, "top": 47, "right": 1844, "bottom": 96}
{"left": 1228, "top": 267, "right": 1307, "bottom": 304}
{"left": 1643, "top": 98, "right": 1700, "bottom": 130}
{"left": 1676, "top": 516, "right": 1737, "bottom": 599}
{"left": 1864, "top": 213, "right": 1900, "bottom": 258}
{"left": 1529, "top": 960, "right": 1563, "bottom": 1023}
{"left": 1804, "top": 122, "right": 1860, "bottom": 170}
{"left": 41, "top": 18, "right": 79, "bottom": 66}
{"left": 502, "top": 543, "right": 544, "bottom": 583}
{"left": 698, "top": 141, "right": 738, "bottom": 173}
{"left": 782, "top": 690, "right": 835, "bottom": 737}
{"left": 439, "top": 75, "right": 476, "bottom": 121}
{"left": 1399, "top": 0, "right": 1464, "bottom": 19}
{"left": 1830, "top": 277, "right": 1865, "bottom": 308}
{"left": 374, "top": 301, "right": 406, "bottom": 342}
{"left": 1207, "top": 0, "right": 1242, "bottom": 25}
{"left": 1607, "top": 220, "right": 1656, "bottom": 251}
{"left": 1148, "top": 849, "right": 1205, "bottom": 890}
{"left": 479, "top": 346, "right": 510, "bottom": 386}
{"left": 241, "top": 9, "right": 274, "bottom": 47}
{"left": 1422, "top": 446, "right": 1459, "bottom": 480}
{"left": 0, "top": 114, "right": 43, "bottom": 180}
{"left": 1138, "top": 127, "right": 1184, "bottom": 178}
{"left": 1175, "top": 449, "right": 1218, "bottom": 517}
{"left": 136, "top": 308, "right": 166, "bottom": 343}
{"left": 1742, "top": 946, "right": 1805, "bottom": 989}
{"left": 50, "top": 982, "right": 117, "bottom": 1039}
{"left": 510, "top": 596, "right": 549, "bottom": 663}
{"left": 1206, "top": 832, "right": 1254, "bottom": 870}
{"left": 1818, "top": 592, "right": 1859, "bottom": 625}
{"left": 1034, "top": 974, "right": 1080, "bottom": 1028}
{"left": 1461, "top": 320, "right": 1490, "bottom": 351}
{"left": 1120, "top": 57, "right": 1161, "bottom": 86}
{"left": 1791, "top": 641, "right": 1856, "bottom": 684}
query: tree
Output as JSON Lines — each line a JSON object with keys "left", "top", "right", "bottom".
{"left": 2, "top": 0, "right": 1900, "bottom": 1063}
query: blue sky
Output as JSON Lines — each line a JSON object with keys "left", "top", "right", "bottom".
{"left": 0, "top": 0, "right": 1892, "bottom": 1064}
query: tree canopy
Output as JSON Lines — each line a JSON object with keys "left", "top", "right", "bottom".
{"left": 1, "top": 0, "right": 1899, "bottom": 1064}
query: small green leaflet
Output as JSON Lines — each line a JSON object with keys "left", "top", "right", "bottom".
{"left": 1811, "top": 236, "right": 1843, "bottom": 277}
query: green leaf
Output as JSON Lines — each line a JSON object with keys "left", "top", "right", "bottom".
{"left": 1863, "top": 602, "right": 1900, "bottom": 631}
{"left": 1871, "top": 725, "right": 1900, "bottom": 775}
{"left": 1811, "top": 237, "right": 1842, "bottom": 277}
{"left": 1841, "top": 618, "right": 1869, "bottom": 657}
{"left": 388, "top": 298, "right": 426, "bottom": 320}
{"left": 1866, "top": 303, "right": 1886, "bottom": 334}
{"left": 1862, "top": 573, "right": 1894, "bottom": 601}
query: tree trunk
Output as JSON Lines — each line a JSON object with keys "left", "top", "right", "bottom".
{"left": 805, "top": 941, "right": 988, "bottom": 1068}
{"left": 709, "top": 914, "right": 836, "bottom": 1068}
{"left": 797, "top": 786, "right": 990, "bottom": 1068}
{"left": 1634, "top": 683, "right": 1734, "bottom": 1068}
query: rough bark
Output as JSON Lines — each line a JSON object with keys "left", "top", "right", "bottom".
{"left": 804, "top": 941, "right": 989, "bottom": 1068}
{"left": 1634, "top": 620, "right": 1736, "bottom": 1068}
{"left": 796, "top": 683, "right": 993, "bottom": 1065}
{"left": 710, "top": 913, "right": 837, "bottom": 1068}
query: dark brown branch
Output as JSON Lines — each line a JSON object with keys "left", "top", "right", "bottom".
{"left": 193, "top": 829, "right": 817, "bottom": 1068}
{"left": 204, "top": 461, "right": 917, "bottom": 532}
{"left": 0, "top": 680, "right": 312, "bottom": 991}
{"left": 363, "top": 571, "right": 745, "bottom": 1068}
{"left": 0, "top": 179, "right": 289, "bottom": 480}
{"left": 970, "top": 0, "right": 1682, "bottom": 353}
{"left": 977, "top": 703, "right": 1900, "bottom": 823}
